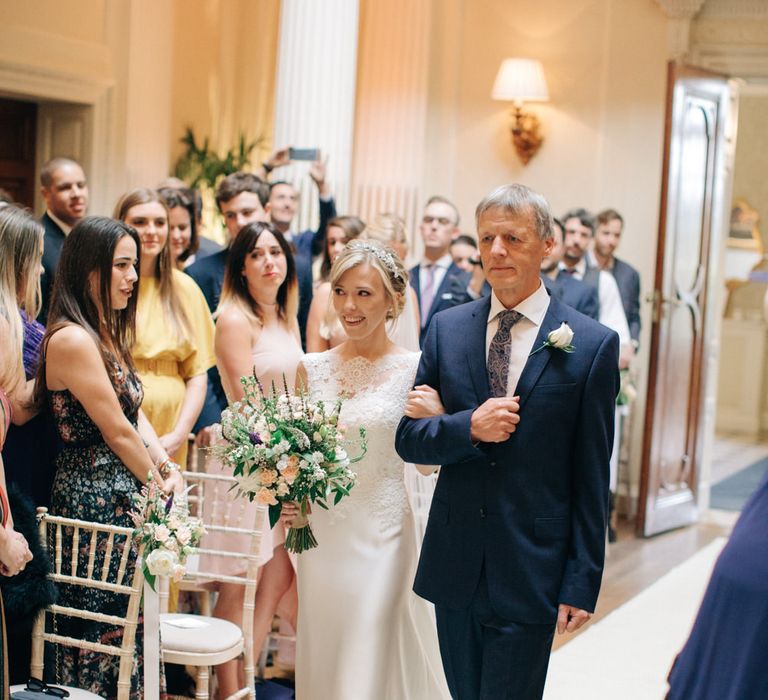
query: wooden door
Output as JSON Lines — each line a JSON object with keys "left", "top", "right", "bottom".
{"left": 637, "top": 62, "right": 736, "bottom": 537}
{"left": 0, "top": 97, "right": 37, "bottom": 207}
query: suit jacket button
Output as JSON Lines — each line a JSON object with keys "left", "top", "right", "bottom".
{"left": 490, "top": 461, "right": 497, "bottom": 467}
{"left": 480, "top": 507, "right": 486, "bottom": 519}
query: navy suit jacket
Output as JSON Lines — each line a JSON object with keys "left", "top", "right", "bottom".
{"left": 289, "top": 196, "right": 337, "bottom": 260}
{"left": 395, "top": 293, "right": 619, "bottom": 623}
{"left": 609, "top": 257, "right": 641, "bottom": 346}
{"left": 410, "top": 261, "right": 471, "bottom": 346}
{"left": 39, "top": 212, "right": 67, "bottom": 323}
{"left": 542, "top": 273, "right": 599, "bottom": 320}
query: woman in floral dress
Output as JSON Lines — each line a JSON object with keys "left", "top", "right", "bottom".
{"left": 39, "top": 216, "right": 182, "bottom": 699}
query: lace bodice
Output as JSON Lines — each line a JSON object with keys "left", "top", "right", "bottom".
{"left": 302, "top": 351, "right": 420, "bottom": 529}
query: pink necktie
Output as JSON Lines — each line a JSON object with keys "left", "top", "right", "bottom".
{"left": 420, "top": 264, "right": 437, "bottom": 327}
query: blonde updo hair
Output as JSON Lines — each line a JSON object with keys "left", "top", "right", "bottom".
{"left": 361, "top": 212, "right": 408, "bottom": 247}
{"left": 330, "top": 240, "right": 409, "bottom": 321}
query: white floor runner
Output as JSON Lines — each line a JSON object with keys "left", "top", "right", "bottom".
{"left": 544, "top": 537, "right": 726, "bottom": 700}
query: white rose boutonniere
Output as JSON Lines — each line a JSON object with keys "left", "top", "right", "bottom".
{"left": 530, "top": 322, "right": 575, "bottom": 356}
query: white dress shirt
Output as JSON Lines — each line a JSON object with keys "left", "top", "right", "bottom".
{"left": 486, "top": 282, "right": 551, "bottom": 396}
{"left": 419, "top": 253, "right": 453, "bottom": 304}
{"left": 559, "top": 259, "right": 630, "bottom": 349}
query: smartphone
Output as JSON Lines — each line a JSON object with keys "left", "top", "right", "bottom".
{"left": 289, "top": 147, "right": 319, "bottom": 161}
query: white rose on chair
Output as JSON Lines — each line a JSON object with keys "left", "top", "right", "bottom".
{"left": 145, "top": 548, "right": 178, "bottom": 577}
{"left": 530, "top": 322, "right": 576, "bottom": 356}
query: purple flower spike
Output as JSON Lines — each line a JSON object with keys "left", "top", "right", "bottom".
{"left": 249, "top": 431, "right": 263, "bottom": 445}
{"left": 165, "top": 492, "right": 174, "bottom": 513}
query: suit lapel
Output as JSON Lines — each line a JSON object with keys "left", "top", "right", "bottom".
{"left": 409, "top": 264, "right": 421, "bottom": 314}
{"left": 466, "top": 295, "right": 492, "bottom": 402}
{"left": 426, "top": 262, "right": 459, "bottom": 325}
{"left": 514, "top": 298, "right": 564, "bottom": 410}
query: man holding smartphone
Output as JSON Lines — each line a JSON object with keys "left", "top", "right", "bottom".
{"left": 259, "top": 146, "right": 337, "bottom": 261}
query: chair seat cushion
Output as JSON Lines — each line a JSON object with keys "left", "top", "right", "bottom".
{"left": 161, "top": 613, "right": 243, "bottom": 654}
{"left": 11, "top": 685, "right": 103, "bottom": 699}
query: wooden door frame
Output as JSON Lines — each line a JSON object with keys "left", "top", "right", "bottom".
{"left": 0, "top": 60, "right": 114, "bottom": 216}
{"left": 637, "top": 60, "right": 737, "bottom": 536}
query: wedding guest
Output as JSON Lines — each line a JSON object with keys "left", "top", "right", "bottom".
{"left": 158, "top": 187, "right": 199, "bottom": 269}
{"left": 450, "top": 234, "right": 479, "bottom": 273}
{"left": 361, "top": 213, "right": 420, "bottom": 351}
{"left": 39, "top": 157, "right": 89, "bottom": 322}
{"left": 186, "top": 173, "right": 270, "bottom": 446}
{"left": 396, "top": 184, "right": 619, "bottom": 700}
{"left": 203, "top": 222, "right": 300, "bottom": 697}
{"left": 590, "top": 208, "right": 641, "bottom": 349}
{"left": 115, "top": 189, "right": 215, "bottom": 467}
{"left": 412, "top": 196, "right": 471, "bottom": 346}
{"left": 287, "top": 240, "right": 449, "bottom": 699}
{"left": 38, "top": 216, "right": 182, "bottom": 697}
{"left": 306, "top": 216, "right": 365, "bottom": 351}
{"left": 0, "top": 206, "right": 38, "bottom": 696}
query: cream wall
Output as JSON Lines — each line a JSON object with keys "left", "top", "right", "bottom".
{"left": 0, "top": 0, "right": 176, "bottom": 213}
{"left": 169, "top": 0, "right": 280, "bottom": 170}
{"left": 422, "top": 0, "right": 669, "bottom": 509}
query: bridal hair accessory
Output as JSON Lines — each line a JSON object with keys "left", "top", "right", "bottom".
{"left": 348, "top": 240, "right": 401, "bottom": 278}
{"left": 529, "top": 322, "right": 575, "bottom": 356}
{"left": 214, "top": 371, "right": 367, "bottom": 553}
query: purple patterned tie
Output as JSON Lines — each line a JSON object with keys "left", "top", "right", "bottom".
{"left": 487, "top": 309, "right": 523, "bottom": 397}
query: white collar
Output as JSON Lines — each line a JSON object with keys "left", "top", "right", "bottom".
{"left": 422, "top": 253, "right": 453, "bottom": 270}
{"left": 488, "top": 280, "right": 550, "bottom": 327}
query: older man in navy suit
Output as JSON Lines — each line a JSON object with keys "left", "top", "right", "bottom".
{"left": 411, "top": 195, "right": 471, "bottom": 346}
{"left": 396, "top": 184, "right": 619, "bottom": 699}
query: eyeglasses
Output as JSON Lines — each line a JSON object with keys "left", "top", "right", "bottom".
{"left": 25, "top": 678, "right": 70, "bottom": 697}
{"left": 422, "top": 216, "right": 454, "bottom": 226}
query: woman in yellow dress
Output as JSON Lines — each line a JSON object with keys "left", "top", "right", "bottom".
{"left": 114, "top": 189, "right": 215, "bottom": 467}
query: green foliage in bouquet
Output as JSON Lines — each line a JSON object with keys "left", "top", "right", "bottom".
{"left": 214, "top": 371, "right": 367, "bottom": 553}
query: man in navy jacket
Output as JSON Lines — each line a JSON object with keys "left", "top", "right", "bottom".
{"left": 396, "top": 184, "right": 618, "bottom": 700}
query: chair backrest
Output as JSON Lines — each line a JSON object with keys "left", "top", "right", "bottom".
{"left": 31, "top": 507, "right": 145, "bottom": 700}
{"left": 165, "top": 470, "right": 267, "bottom": 685}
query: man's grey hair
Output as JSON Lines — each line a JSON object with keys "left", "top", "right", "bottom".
{"left": 475, "top": 184, "right": 554, "bottom": 241}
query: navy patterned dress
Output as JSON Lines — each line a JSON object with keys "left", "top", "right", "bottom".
{"left": 48, "top": 357, "right": 147, "bottom": 699}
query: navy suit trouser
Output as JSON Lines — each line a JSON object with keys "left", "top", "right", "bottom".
{"left": 434, "top": 567, "right": 556, "bottom": 700}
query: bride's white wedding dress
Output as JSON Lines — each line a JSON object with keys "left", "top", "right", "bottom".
{"left": 296, "top": 351, "right": 450, "bottom": 700}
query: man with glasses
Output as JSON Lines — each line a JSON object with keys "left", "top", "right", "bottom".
{"left": 411, "top": 195, "right": 471, "bottom": 346}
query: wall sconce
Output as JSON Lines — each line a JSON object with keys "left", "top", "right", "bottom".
{"left": 491, "top": 58, "right": 550, "bottom": 165}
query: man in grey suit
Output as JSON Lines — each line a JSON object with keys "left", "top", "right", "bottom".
{"left": 590, "top": 208, "right": 641, "bottom": 349}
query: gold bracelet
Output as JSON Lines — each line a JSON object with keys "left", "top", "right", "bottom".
{"left": 157, "top": 457, "right": 179, "bottom": 478}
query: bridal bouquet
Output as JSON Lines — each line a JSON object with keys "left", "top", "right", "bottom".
{"left": 130, "top": 473, "right": 205, "bottom": 591}
{"left": 214, "top": 372, "right": 365, "bottom": 553}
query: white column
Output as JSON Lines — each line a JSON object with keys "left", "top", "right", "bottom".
{"left": 273, "top": 0, "right": 359, "bottom": 230}
{"left": 349, "top": 0, "right": 432, "bottom": 259}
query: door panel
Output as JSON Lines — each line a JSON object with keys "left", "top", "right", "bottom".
{"left": 0, "top": 97, "right": 37, "bottom": 207}
{"left": 638, "top": 63, "right": 734, "bottom": 537}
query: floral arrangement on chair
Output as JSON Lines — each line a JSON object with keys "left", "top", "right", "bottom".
{"left": 213, "top": 372, "right": 366, "bottom": 553}
{"left": 130, "top": 474, "right": 205, "bottom": 590}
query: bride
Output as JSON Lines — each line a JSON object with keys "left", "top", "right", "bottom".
{"left": 287, "top": 240, "right": 449, "bottom": 699}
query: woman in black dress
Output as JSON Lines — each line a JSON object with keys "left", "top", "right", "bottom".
{"left": 40, "top": 217, "right": 182, "bottom": 699}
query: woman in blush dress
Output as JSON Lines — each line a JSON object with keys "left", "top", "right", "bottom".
{"left": 287, "top": 240, "right": 449, "bottom": 700}
{"left": 203, "top": 222, "right": 302, "bottom": 698}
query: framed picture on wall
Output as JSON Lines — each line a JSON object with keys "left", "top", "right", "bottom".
{"left": 728, "top": 198, "right": 761, "bottom": 251}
